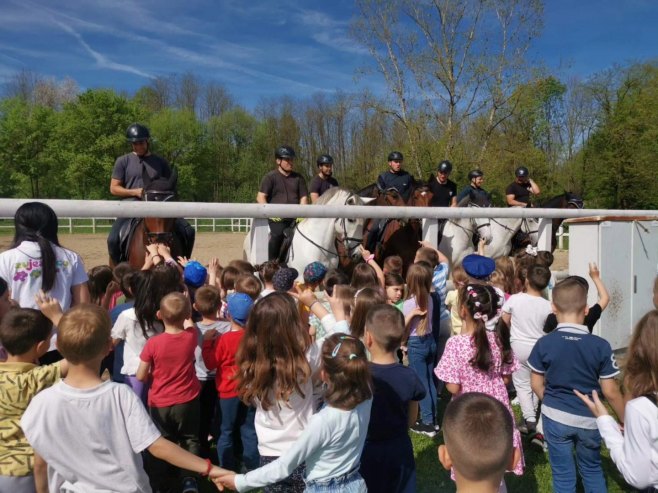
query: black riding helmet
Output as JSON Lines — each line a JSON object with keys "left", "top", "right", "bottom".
{"left": 275, "top": 146, "right": 296, "bottom": 159}
{"left": 126, "top": 123, "right": 150, "bottom": 142}
{"left": 317, "top": 154, "right": 334, "bottom": 166}
{"left": 437, "top": 160, "right": 453, "bottom": 173}
{"left": 387, "top": 151, "right": 404, "bottom": 161}
{"left": 515, "top": 166, "right": 529, "bottom": 178}
{"left": 468, "top": 169, "right": 484, "bottom": 180}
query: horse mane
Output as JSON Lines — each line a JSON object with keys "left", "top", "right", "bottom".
{"left": 456, "top": 195, "right": 471, "bottom": 207}
{"left": 315, "top": 186, "right": 363, "bottom": 206}
{"left": 356, "top": 182, "right": 378, "bottom": 198}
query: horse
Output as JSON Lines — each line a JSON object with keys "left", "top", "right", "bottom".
{"left": 486, "top": 215, "right": 540, "bottom": 258}
{"left": 243, "top": 187, "right": 365, "bottom": 276}
{"left": 438, "top": 195, "right": 494, "bottom": 267}
{"left": 361, "top": 183, "right": 433, "bottom": 275}
{"left": 123, "top": 169, "right": 187, "bottom": 270}
{"left": 541, "top": 192, "right": 584, "bottom": 251}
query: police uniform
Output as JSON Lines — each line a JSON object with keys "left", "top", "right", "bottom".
{"left": 376, "top": 170, "right": 415, "bottom": 202}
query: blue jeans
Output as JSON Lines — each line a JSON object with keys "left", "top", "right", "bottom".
{"left": 305, "top": 468, "right": 367, "bottom": 493}
{"left": 407, "top": 335, "right": 437, "bottom": 425}
{"left": 217, "top": 397, "right": 260, "bottom": 470}
{"left": 543, "top": 415, "right": 607, "bottom": 493}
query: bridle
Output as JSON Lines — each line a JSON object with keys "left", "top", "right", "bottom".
{"left": 142, "top": 190, "right": 176, "bottom": 246}
{"left": 449, "top": 203, "right": 491, "bottom": 240}
{"left": 294, "top": 193, "right": 363, "bottom": 259}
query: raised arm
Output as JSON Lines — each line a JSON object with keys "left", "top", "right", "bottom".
{"left": 589, "top": 263, "right": 610, "bottom": 310}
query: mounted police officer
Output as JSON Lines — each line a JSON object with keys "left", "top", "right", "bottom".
{"left": 257, "top": 146, "right": 308, "bottom": 261}
{"left": 376, "top": 151, "right": 416, "bottom": 202}
{"left": 309, "top": 154, "right": 339, "bottom": 204}
{"left": 456, "top": 169, "right": 492, "bottom": 205}
{"left": 428, "top": 160, "right": 457, "bottom": 244}
{"left": 107, "top": 123, "right": 195, "bottom": 264}
{"left": 505, "top": 166, "right": 540, "bottom": 207}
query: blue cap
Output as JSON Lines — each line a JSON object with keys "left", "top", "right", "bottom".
{"left": 183, "top": 260, "right": 207, "bottom": 288}
{"left": 227, "top": 292, "right": 254, "bottom": 326}
{"left": 462, "top": 254, "right": 496, "bottom": 280}
{"left": 273, "top": 268, "right": 298, "bottom": 292}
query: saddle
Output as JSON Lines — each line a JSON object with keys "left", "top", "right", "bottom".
{"left": 117, "top": 218, "right": 141, "bottom": 263}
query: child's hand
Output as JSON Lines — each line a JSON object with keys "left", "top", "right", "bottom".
{"left": 359, "top": 246, "right": 372, "bottom": 261}
{"left": 209, "top": 257, "right": 222, "bottom": 271}
{"left": 574, "top": 389, "right": 609, "bottom": 418}
{"left": 589, "top": 262, "right": 600, "bottom": 280}
{"left": 105, "top": 280, "right": 121, "bottom": 297}
{"left": 146, "top": 244, "right": 159, "bottom": 257}
{"left": 35, "top": 290, "right": 64, "bottom": 325}
{"left": 157, "top": 244, "right": 172, "bottom": 258}
{"left": 177, "top": 256, "right": 190, "bottom": 267}
{"left": 411, "top": 307, "right": 427, "bottom": 318}
{"left": 213, "top": 471, "right": 237, "bottom": 491}
{"left": 297, "top": 287, "right": 317, "bottom": 308}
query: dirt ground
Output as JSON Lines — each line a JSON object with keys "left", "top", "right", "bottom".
{"left": 0, "top": 232, "right": 568, "bottom": 271}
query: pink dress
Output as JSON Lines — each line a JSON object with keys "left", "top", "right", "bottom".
{"left": 435, "top": 331, "right": 524, "bottom": 475}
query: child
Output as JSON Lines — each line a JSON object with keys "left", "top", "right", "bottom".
{"left": 256, "top": 260, "right": 280, "bottom": 298}
{"left": 0, "top": 305, "right": 65, "bottom": 493}
{"left": 435, "top": 283, "right": 524, "bottom": 489}
{"left": 544, "top": 263, "right": 610, "bottom": 334}
{"left": 535, "top": 251, "right": 555, "bottom": 299}
{"left": 445, "top": 265, "right": 468, "bottom": 335}
{"left": 193, "top": 285, "right": 229, "bottom": 458}
{"left": 111, "top": 266, "right": 182, "bottom": 404}
{"left": 216, "top": 333, "right": 372, "bottom": 492}
{"left": 202, "top": 292, "right": 260, "bottom": 472}
{"left": 494, "top": 256, "right": 516, "bottom": 295}
{"left": 272, "top": 267, "right": 299, "bottom": 294}
{"left": 384, "top": 272, "right": 405, "bottom": 311}
{"left": 136, "top": 292, "right": 202, "bottom": 492}
{"left": 350, "top": 262, "right": 380, "bottom": 291}
{"left": 21, "top": 303, "right": 227, "bottom": 492}
{"left": 233, "top": 292, "right": 343, "bottom": 492}
{"left": 350, "top": 287, "right": 387, "bottom": 340}
{"left": 528, "top": 277, "right": 625, "bottom": 493}
{"left": 303, "top": 261, "right": 330, "bottom": 339}
{"left": 575, "top": 309, "right": 658, "bottom": 490}
{"left": 0, "top": 277, "right": 14, "bottom": 361}
{"left": 403, "top": 262, "right": 437, "bottom": 437}
{"left": 359, "top": 247, "right": 385, "bottom": 287}
{"left": 439, "top": 393, "right": 521, "bottom": 493}
{"left": 360, "top": 304, "right": 425, "bottom": 493}
{"left": 236, "top": 274, "right": 262, "bottom": 301}
{"left": 383, "top": 255, "right": 403, "bottom": 276}
{"left": 501, "top": 264, "right": 552, "bottom": 438}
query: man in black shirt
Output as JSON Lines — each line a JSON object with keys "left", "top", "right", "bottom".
{"left": 506, "top": 166, "right": 540, "bottom": 207}
{"left": 107, "top": 123, "right": 195, "bottom": 263}
{"left": 427, "top": 160, "right": 457, "bottom": 245}
{"left": 257, "top": 146, "right": 308, "bottom": 261}
{"left": 456, "top": 169, "right": 491, "bottom": 206}
{"left": 309, "top": 154, "right": 339, "bottom": 204}
{"left": 376, "top": 151, "right": 416, "bottom": 202}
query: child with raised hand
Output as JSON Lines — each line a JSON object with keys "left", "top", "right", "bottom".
{"left": 529, "top": 277, "right": 624, "bottom": 493}
{"left": 0, "top": 302, "right": 67, "bottom": 493}
{"left": 136, "top": 292, "right": 202, "bottom": 493}
{"left": 21, "top": 303, "right": 227, "bottom": 493}
{"left": 544, "top": 262, "right": 610, "bottom": 334}
{"left": 439, "top": 393, "right": 521, "bottom": 493}
{"left": 435, "top": 283, "right": 524, "bottom": 488}
{"left": 359, "top": 247, "right": 384, "bottom": 287}
{"left": 403, "top": 262, "right": 437, "bottom": 437}
{"left": 202, "top": 292, "right": 260, "bottom": 472}
{"left": 501, "top": 264, "right": 552, "bottom": 438}
{"left": 575, "top": 309, "right": 658, "bottom": 490}
{"left": 445, "top": 265, "right": 468, "bottom": 335}
{"left": 232, "top": 292, "right": 346, "bottom": 492}
{"left": 360, "top": 304, "right": 425, "bottom": 493}
{"left": 217, "top": 333, "right": 372, "bottom": 493}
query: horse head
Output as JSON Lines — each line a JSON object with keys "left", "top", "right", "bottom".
{"left": 334, "top": 191, "right": 365, "bottom": 260}
{"left": 143, "top": 167, "right": 178, "bottom": 202}
{"left": 565, "top": 192, "right": 584, "bottom": 209}
{"left": 467, "top": 203, "right": 493, "bottom": 245}
{"left": 409, "top": 182, "right": 433, "bottom": 207}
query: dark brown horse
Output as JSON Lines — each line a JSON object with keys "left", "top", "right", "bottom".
{"left": 124, "top": 170, "right": 185, "bottom": 270}
{"left": 540, "top": 192, "right": 584, "bottom": 251}
{"left": 361, "top": 183, "right": 433, "bottom": 275}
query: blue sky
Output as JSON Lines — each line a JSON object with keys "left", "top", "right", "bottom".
{"left": 1, "top": 0, "right": 657, "bottom": 109}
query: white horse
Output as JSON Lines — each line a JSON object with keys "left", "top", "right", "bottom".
{"left": 243, "top": 187, "right": 365, "bottom": 275}
{"left": 439, "top": 205, "right": 494, "bottom": 267}
{"left": 486, "top": 216, "right": 540, "bottom": 258}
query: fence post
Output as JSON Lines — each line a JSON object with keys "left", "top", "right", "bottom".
{"left": 92, "top": 217, "right": 96, "bottom": 234}
{"left": 422, "top": 219, "right": 438, "bottom": 247}
{"left": 68, "top": 217, "right": 73, "bottom": 234}
{"left": 248, "top": 218, "right": 269, "bottom": 264}
{"left": 537, "top": 218, "right": 553, "bottom": 251}
{"left": 557, "top": 225, "right": 564, "bottom": 250}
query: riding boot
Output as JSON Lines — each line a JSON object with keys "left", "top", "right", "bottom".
{"left": 268, "top": 220, "right": 290, "bottom": 262}
{"left": 366, "top": 218, "right": 382, "bottom": 254}
{"left": 436, "top": 219, "right": 447, "bottom": 246}
{"left": 174, "top": 218, "right": 196, "bottom": 259}
{"left": 108, "top": 218, "right": 130, "bottom": 264}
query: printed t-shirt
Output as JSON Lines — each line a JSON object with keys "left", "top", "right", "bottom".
{"left": 140, "top": 327, "right": 201, "bottom": 408}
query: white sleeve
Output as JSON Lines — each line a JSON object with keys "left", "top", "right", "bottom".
{"left": 502, "top": 296, "right": 513, "bottom": 314}
{"left": 70, "top": 252, "right": 89, "bottom": 286}
{"left": 124, "top": 387, "right": 162, "bottom": 453}
{"left": 234, "top": 412, "right": 330, "bottom": 492}
{"left": 111, "top": 313, "right": 128, "bottom": 340}
{"left": 597, "top": 401, "right": 655, "bottom": 489}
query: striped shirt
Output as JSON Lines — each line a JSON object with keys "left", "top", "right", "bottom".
{"left": 432, "top": 262, "right": 450, "bottom": 320}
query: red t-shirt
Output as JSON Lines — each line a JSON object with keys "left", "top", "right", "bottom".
{"left": 140, "top": 327, "right": 201, "bottom": 408}
{"left": 201, "top": 329, "right": 243, "bottom": 399}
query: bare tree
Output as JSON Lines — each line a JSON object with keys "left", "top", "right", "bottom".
{"left": 176, "top": 72, "right": 200, "bottom": 114}
{"left": 201, "top": 82, "right": 234, "bottom": 120}
{"left": 4, "top": 69, "right": 40, "bottom": 101}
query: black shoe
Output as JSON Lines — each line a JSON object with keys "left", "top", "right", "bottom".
{"left": 411, "top": 422, "right": 437, "bottom": 438}
{"left": 181, "top": 477, "right": 199, "bottom": 493}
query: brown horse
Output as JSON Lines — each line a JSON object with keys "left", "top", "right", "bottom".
{"left": 361, "top": 183, "right": 433, "bottom": 275}
{"left": 123, "top": 170, "right": 186, "bottom": 270}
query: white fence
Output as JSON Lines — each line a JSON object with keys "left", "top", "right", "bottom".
{"left": 0, "top": 217, "right": 253, "bottom": 234}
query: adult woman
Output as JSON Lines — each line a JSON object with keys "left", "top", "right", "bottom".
{"left": 0, "top": 202, "right": 89, "bottom": 357}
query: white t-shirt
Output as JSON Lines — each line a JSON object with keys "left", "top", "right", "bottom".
{"left": 0, "top": 241, "right": 87, "bottom": 310}
{"left": 0, "top": 241, "right": 88, "bottom": 350}
{"left": 21, "top": 380, "right": 161, "bottom": 493}
{"left": 194, "top": 320, "right": 230, "bottom": 380}
{"left": 236, "top": 399, "right": 372, "bottom": 491}
{"left": 502, "top": 292, "right": 552, "bottom": 345}
{"left": 111, "top": 308, "right": 157, "bottom": 375}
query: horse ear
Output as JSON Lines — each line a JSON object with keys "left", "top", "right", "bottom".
{"left": 168, "top": 167, "right": 178, "bottom": 191}
{"left": 361, "top": 197, "right": 375, "bottom": 204}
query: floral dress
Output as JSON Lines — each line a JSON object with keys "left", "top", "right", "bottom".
{"left": 435, "top": 330, "right": 524, "bottom": 475}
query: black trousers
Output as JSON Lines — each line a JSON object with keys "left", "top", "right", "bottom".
{"left": 268, "top": 219, "right": 294, "bottom": 261}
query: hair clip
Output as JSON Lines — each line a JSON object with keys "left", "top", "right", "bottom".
{"left": 331, "top": 335, "right": 354, "bottom": 358}
{"left": 470, "top": 292, "right": 478, "bottom": 298}
{"left": 349, "top": 354, "right": 358, "bottom": 360}
{"left": 466, "top": 285, "right": 475, "bottom": 292}
{"left": 525, "top": 245, "right": 538, "bottom": 257}
{"left": 474, "top": 301, "right": 481, "bottom": 307}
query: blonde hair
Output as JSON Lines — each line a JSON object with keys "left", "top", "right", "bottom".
{"left": 159, "top": 292, "right": 191, "bottom": 326}
{"left": 57, "top": 304, "right": 110, "bottom": 364}
{"left": 405, "top": 263, "right": 432, "bottom": 336}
